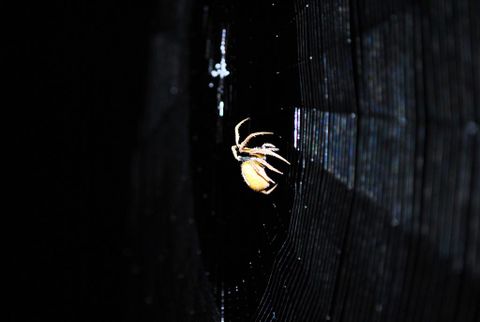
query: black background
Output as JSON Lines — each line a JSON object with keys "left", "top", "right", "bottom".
{"left": 15, "top": 2, "right": 153, "bottom": 321}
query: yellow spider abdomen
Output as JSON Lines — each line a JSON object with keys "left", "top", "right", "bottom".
{"left": 241, "top": 160, "right": 270, "bottom": 192}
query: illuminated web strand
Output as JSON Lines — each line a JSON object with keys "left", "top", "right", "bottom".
{"left": 211, "top": 28, "right": 230, "bottom": 117}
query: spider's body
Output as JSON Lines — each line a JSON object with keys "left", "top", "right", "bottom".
{"left": 231, "top": 118, "right": 290, "bottom": 194}
{"left": 241, "top": 160, "right": 270, "bottom": 192}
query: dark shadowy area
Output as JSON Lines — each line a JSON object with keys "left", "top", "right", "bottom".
{"left": 16, "top": 0, "right": 479, "bottom": 321}
{"left": 14, "top": 2, "right": 154, "bottom": 321}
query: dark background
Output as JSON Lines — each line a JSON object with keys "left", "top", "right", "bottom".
{"left": 16, "top": 0, "right": 479, "bottom": 321}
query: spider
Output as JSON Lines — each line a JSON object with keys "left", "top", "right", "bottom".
{"left": 231, "top": 117, "right": 290, "bottom": 194}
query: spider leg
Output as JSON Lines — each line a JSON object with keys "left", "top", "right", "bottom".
{"left": 248, "top": 148, "right": 291, "bottom": 165}
{"left": 260, "top": 184, "right": 278, "bottom": 194}
{"left": 231, "top": 145, "right": 241, "bottom": 161}
{"left": 261, "top": 143, "right": 279, "bottom": 151}
{"left": 235, "top": 117, "right": 250, "bottom": 146}
{"left": 251, "top": 161, "right": 276, "bottom": 184}
{"left": 239, "top": 132, "right": 274, "bottom": 150}
{"left": 252, "top": 157, "right": 284, "bottom": 175}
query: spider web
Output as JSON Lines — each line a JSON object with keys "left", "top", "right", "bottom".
{"left": 188, "top": 0, "right": 480, "bottom": 321}
{"left": 127, "top": 0, "right": 480, "bottom": 321}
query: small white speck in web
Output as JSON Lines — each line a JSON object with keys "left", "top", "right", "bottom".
{"left": 218, "top": 101, "right": 224, "bottom": 117}
{"left": 220, "top": 287, "right": 225, "bottom": 322}
{"left": 210, "top": 29, "right": 230, "bottom": 118}
{"left": 211, "top": 29, "right": 230, "bottom": 79}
